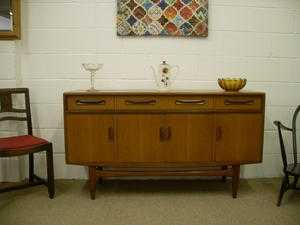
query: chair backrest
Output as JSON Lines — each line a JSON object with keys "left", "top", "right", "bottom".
{"left": 274, "top": 105, "right": 300, "bottom": 171}
{"left": 292, "top": 105, "right": 300, "bottom": 165}
{"left": 0, "top": 88, "right": 32, "bottom": 135}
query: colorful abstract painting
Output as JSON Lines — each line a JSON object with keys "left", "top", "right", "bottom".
{"left": 117, "top": 0, "right": 208, "bottom": 37}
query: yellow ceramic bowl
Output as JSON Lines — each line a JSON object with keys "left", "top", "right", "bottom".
{"left": 218, "top": 78, "right": 247, "bottom": 92}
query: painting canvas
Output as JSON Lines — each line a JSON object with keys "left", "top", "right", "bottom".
{"left": 117, "top": 0, "right": 208, "bottom": 37}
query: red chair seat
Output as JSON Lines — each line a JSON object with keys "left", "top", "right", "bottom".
{"left": 0, "top": 135, "right": 49, "bottom": 151}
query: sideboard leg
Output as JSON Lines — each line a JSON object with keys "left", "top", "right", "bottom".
{"left": 232, "top": 165, "right": 240, "bottom": 198}
{"left": 222, "top": 165, "right": 228, "bottom": 182}
{"left": 97, "top": 167, "right": 103, "bottom": 184}
{"left": 89, "top": 166, "right": 97, "bottom": 200}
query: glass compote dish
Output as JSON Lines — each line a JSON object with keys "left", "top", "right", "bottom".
{"left": 82, "top": 63, "right": 103, "bottom": 91}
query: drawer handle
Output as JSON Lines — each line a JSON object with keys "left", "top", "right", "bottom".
{"left": 175, "top": 99, "right": 206, "bottom": 105}
{"left": 76, "top": 99, "right": 106, "bottom": 105}
{"left": 125, "top": 99, "right": 156, "bottom": 105}
{"left": 224, "top": 99, "right": 255, "bottom": 105}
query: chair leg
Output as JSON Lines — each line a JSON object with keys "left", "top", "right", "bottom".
{"left": 277, "top": 175, "right": 289, "bottom": 207}
{"left": 46, "top": 144, "right": 55, "bottom": 199}
{"left": 293, "top": 176, "right": 299, "bottom": 188}
{"left": 29, "top": 153, "right": 34, "bottom": 183}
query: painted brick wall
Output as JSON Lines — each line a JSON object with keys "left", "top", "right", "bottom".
{"left": 0, "top": 40, "right": 21, "bottom": 181}
{"left": 1, "top": 0, "right": 300, "bottom": 181}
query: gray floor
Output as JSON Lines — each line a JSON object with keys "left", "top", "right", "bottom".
{"left": 0, "top": 178, "right": 300, "bottom": 225}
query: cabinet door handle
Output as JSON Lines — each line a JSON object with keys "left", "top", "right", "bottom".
{"left": 167, "top": 126, "right": 172, "bottom": 140}
{"left": 159, "top": 127, "right": 166, "bottom": 141}
{"left": 108, "top": 127, "right": 114, "bottom": 142}
{"left": 76, "top": 99, "right": 106, "bottom": 105}
{"left": 224, "top": 99, "right": 254, "bottom": 105}
{"left": 125, "top": 99, "right": 156, "bottom": 105}
{"left": 159, "top": 127, "right": 171, "bottom": 141}
{"left": 216, "top": 126, "right": 222, "bottom": 141}
{"left": 175, "top": 99, "right": 206, "bottom": 105}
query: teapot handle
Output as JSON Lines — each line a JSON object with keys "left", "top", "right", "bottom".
{"left": 171, "top": 65, "right": 180, "bottom": 77}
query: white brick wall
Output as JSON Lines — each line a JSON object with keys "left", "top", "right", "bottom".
{"left": 0, "top": 41, "right": 17, "bottom": 85}
{"left": 0, "top": 40, "right": 19, "bottom": 181}
{"left": 0, "top": 0, "right": 300, "bottom": 181}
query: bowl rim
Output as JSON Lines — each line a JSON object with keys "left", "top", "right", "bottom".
{"left": 218, "top": 78, "right": 247, "bottom": 81}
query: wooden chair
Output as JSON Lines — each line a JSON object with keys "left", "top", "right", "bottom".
{"left": 0, "top": 88, "right": 55, "bottom": 198}
{"left": 274, "top": 105, "right": 300, "bottom": 206}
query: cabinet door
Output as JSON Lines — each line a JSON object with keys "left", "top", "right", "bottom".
{"left": 165, "top": 114, "right": 213, "bottom": 162}
{"left": 215, "top": 113, "right": 263, "bottom": 163}
{"left": 116, "top": 114, "right": 165, "bottom": 162}
{"left": 66, "top": 114, "right": 115, "bottom": 164}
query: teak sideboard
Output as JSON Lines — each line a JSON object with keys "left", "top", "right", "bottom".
{"left": 63, "top": 91, "right": 265, "bottom": 199}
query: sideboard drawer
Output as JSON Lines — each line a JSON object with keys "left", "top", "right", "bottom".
{"left": 117, "top": 96, "right": 162, "bottom": 111}
{"left": 166, "top": 95, "right": 213, "bottom": 111}
{"left": 66, "top": 95, "right": 115, "bottom": 111}
{"left": 215, "top": 96, "right": 262, "bottom": 111}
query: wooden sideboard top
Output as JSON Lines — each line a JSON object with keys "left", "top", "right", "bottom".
{"left": 64, "top": 90, "right": 265, "bottom": 113}
{"left": 64, "top": 90, "right": 265, "bottom": 96}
